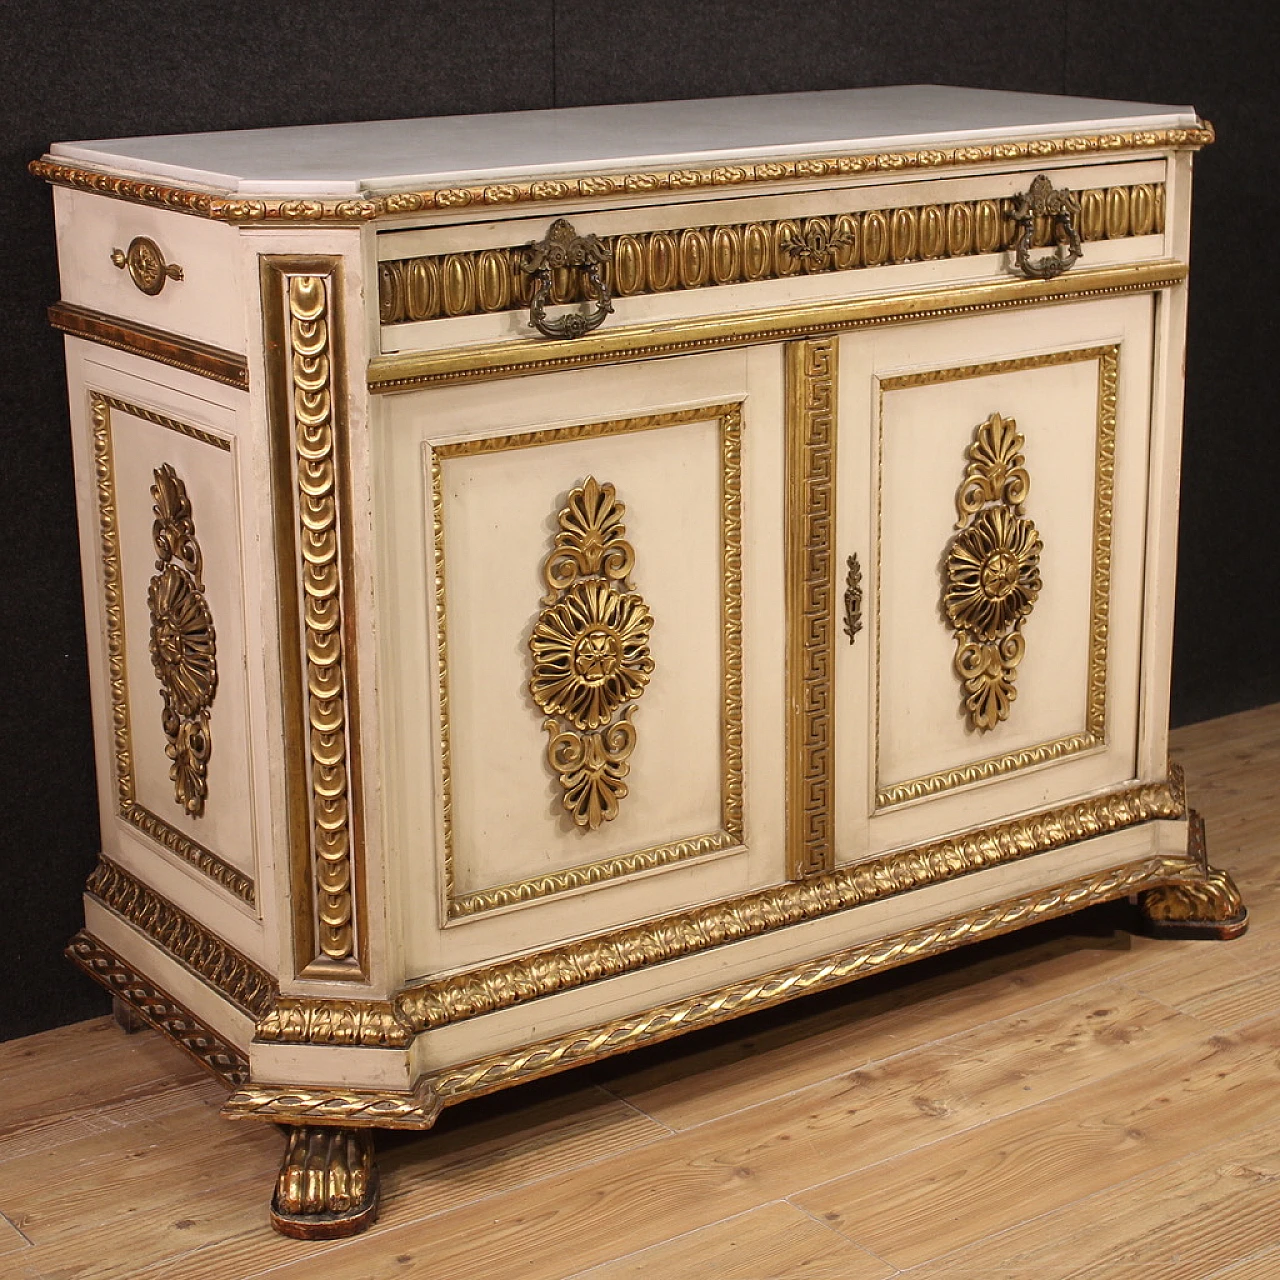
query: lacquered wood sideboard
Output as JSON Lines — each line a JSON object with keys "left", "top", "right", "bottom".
{"left": 34, "top": 85, "right": 1247, "bottom": 1238}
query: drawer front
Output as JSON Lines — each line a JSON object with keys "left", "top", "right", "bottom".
{"left": 377, "top": 158, "right": 1169, "bottom": 356}
{"left": 54, "top": 187, "right": 245, "bottom": 351}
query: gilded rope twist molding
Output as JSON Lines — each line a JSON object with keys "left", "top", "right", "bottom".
{"left": 225, "top": 849, "right": 1201, "bottom": 1124}
{"left": 379, "top": 182, "right": 1164, "bottom": 325}
{"left": 287, "top": 274, "right": 357, "bottom": 964}
{"left": 86, "top": 856, "right": 276, "bottom": 1016}
{"left": 89, "top": 393, "right": 254, "bottom": 906}
{"left": 31, "top": 127, "right": 1211, "bottom": 224}
{"left": 67, "top": 932, "right": 250, "bottom": 1088}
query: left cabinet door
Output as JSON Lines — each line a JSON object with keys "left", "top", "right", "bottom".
{"left": 65, "top": 343, "right": 266, "bottom": 930}
{"left": 376, "top": 349, "right": 788, "bottom": 977}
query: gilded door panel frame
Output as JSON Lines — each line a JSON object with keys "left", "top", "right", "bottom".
{"left": 874, "top": 344, "right": 1119, "bottom": 809}
{"left": 88, "top": 389, "right": 255, "bottom": 907}
{"left": 431, "top": 402, "right": 745, "bottom": 919}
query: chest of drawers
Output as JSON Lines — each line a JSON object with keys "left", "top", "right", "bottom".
{"left": 35, "top": 84, "right": 1246, "bottom": 1237}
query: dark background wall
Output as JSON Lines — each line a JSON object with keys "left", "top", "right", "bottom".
{"left": 2, "top": 2, "right": 1275, "bottom": 1041}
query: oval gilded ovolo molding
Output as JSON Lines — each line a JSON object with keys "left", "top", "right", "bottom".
{"left": 147, "top": 463, "right": 218, "bottom": 817}
{"left": 378, "top": 181, "right": 1167, "bottom": 326}
{"left": 530, "top": 477, "right": 655, "bottom": 830}
{"left": 942, "top": 413, "right": 1044, "bottom": 732}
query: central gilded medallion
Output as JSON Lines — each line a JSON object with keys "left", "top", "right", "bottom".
{"left": 942, "top": 413, "right": 1043, "bottom": 732}
{"left": 529, "top": 478, "right": 654, "bottom": 828}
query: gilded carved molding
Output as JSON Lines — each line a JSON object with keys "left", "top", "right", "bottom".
{"left": 530, "top": 478, "right": 654, "bottom": 829}
{"left": 263, "top": 260, "right": 366, "bottom": 977}
{"left": 224, "top": 850, "right": 1201, "bottom": 1124}
{"left": 876, "top": 346, "right": 1117, "bottom": 807}
{"left": 379, "top": 182, "right": 1165, "bottom": 326}
{"left": 256, "top": 998, "right": 411, "bottom": 1048}
{"left": 943, "top": 413, "right": 1044, "bottom": 731}
{"left": 148, "top": 463, "right": 218, "bottom": 815}
{"left": 88, "top": 392, "right": 254, "bottom": 906}
{"left": 387, "top": 771, "right": 1185, "bottom": 1038}
{"left": 67, "top": 931, "right": 249, "bottom": 1088}
{"left": 48, "top": 303, "right": 250, "bottom": 389}
{"left": 236, "top": 771, "right": 1186, "bottom": 1049}
{"left": 786, "top": 338, "right": 837, "bottom": 878}
{"left": 369, "top": 261, "right": 1183, "bottom": 395}
{"left": 33, "top": 126, "right": 1211, "bottom": 224}
{"left": 433, "top": 404, "right": 745, "bottom": 918}
{"left": 85, "top": 856, "right": 276, "bottom": 1017}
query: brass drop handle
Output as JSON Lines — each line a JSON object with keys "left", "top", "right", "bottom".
{"left": 521, "top": 218, "right": 614, "bottom": 339}
{"left": 843, "top": 553, "right": 863, "bottom": 644}
{"left": 1010, "top": 174, "right": 1082, "bottom": 280}
{"left": 111, "top": 236, "right": 184, "bottom": 295}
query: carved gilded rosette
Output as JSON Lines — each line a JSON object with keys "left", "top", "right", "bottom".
{"left": 942, "top": 413, "right": 1042, "bottom": 731}
{"left": 529, "top": 478, "right": 654, "bottom": 829}
{"left": 147, "top": 463, "right": 217, "bottom": 815}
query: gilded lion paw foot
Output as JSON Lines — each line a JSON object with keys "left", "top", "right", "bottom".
{"left": 270, "top": 1125, "right": 380, "bottom": 1239}
{"left": 1137, "top": 814, "right": 1248, "bottom": 940}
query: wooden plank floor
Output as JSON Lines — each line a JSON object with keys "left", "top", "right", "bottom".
{"left": 3, "top": 704, "right": 1278, "bottom": 1279}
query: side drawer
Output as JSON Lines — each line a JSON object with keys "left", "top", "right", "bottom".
{"left": 377, "top": 157, "right": 1170, "bottom": 357}
{"left": 54, "top": 187, "right": 246, "bottom": 352}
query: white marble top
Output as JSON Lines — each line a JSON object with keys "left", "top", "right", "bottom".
{"left": 48, "top": 85, "right": 1198, "bottom": 198}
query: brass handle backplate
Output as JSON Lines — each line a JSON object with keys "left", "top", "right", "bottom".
{"left": 1010, "top": 174, "right": 1082, "bottom": 280}
{"left": 521, "top": 218, "right": 614, "bottom": 339}
{"left": 111, "top": 236, "right": 184, "bottom": 296}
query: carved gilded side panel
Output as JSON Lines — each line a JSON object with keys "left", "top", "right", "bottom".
{"left": 88, "top": 392, "right": 253, "bottom": 905}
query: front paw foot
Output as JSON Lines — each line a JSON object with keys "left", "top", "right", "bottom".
{"left": 270, "top": 1125, "right": 380, "bottom": 1239}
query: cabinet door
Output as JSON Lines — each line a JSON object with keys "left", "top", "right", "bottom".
{"left": 835, "top": 295, "right": 1157, "bottom": 860}
{"left": 377, "top": 349, "right": 787, "bottom": 977}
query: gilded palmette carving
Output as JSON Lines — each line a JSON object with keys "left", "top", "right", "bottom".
{"left": 389, "top": 773, "right": 1185, "bottom": 1037}
{"left": 530, "top": 478, "right": 655, "bottom": 829}
{"left": 378, "top": 181, "right": 1168, "bottom": 325}
{"left": 786, "top": 339, "right": 837, "bottom": 877}
{"left": 88, "top": 393, "right": 253, "bottom": 904}
{"left": 943, "top": 413, "right": 1044, "bottom": 731}
{"left": 86, "top": 857, "right": 275, "bottom": 1016}
{"left": 148, "top": 463, "right": 218, "bottom": 816}
{"left": 223, "top": 851, "right": 1200, "bottom": 1122}
{"left": 66, "top": 932, "right": 249, "bottom": 1087}
{"left": 265, "top": 260, "right": 364, "bottom": 974}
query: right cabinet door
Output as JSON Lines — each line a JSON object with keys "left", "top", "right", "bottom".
{"left": 835, "top": 293, "right": 1159, "bottom": 860}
